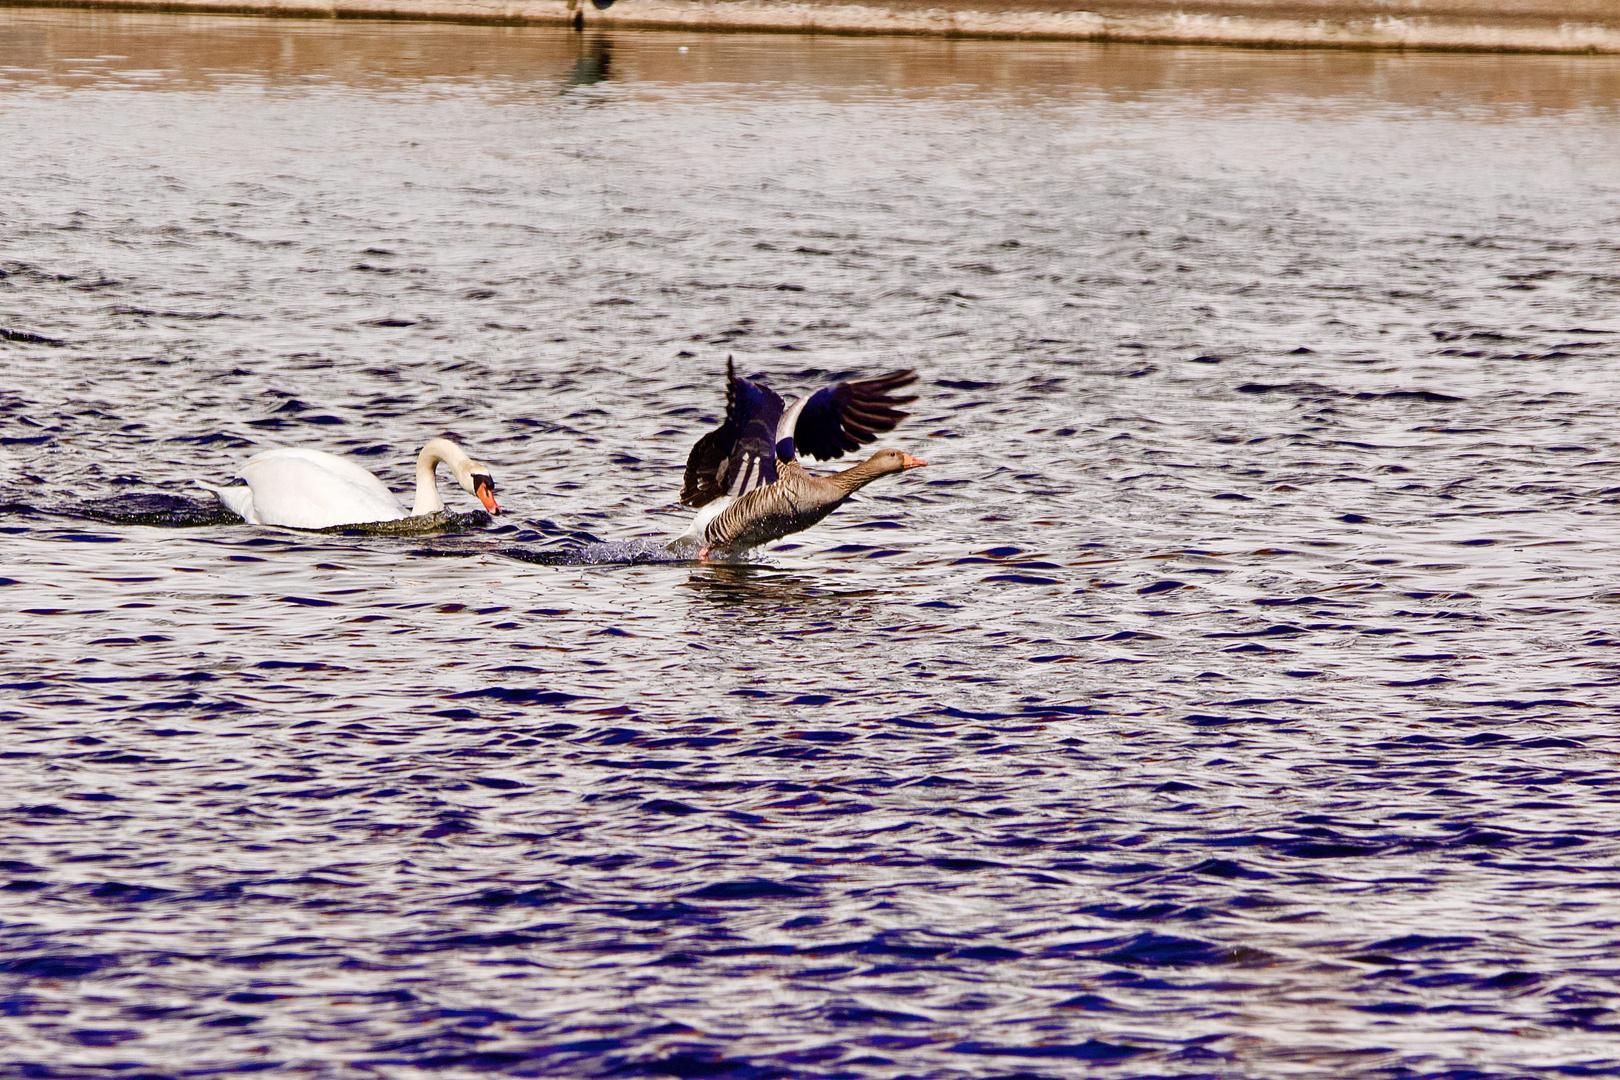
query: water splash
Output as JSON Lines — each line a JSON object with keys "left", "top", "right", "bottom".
{"left": 500, "top": 538, "right": 686, "bottom": 565}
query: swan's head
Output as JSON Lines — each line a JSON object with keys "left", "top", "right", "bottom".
{"left": 464, "top": 465, "right": 499, "bottom": 514}
{"left": 421, "top": 437, "right": 501, "bottom": 514}
{"left": 866, "top": 448, "right": 929, "bottom": 475}
{"left": 455, "top": 458, "right": 499, "bottom": 514}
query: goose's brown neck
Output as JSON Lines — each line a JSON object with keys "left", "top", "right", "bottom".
{"left": 827, "top": 456, "right": 895, "bottom": 497}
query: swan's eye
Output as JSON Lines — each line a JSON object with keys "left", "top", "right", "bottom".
{"left": 473, "top": 474, "right": 495, "bottom": 496}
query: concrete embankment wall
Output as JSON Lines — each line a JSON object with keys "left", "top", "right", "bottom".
{"left": 6, "top": 0, "right": 1620, "bottom": 52}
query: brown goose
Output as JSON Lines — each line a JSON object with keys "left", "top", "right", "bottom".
{"left": 670, "top": 359, "right": 928, "bottom": 558}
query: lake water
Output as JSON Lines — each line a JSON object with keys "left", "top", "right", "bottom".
{"left": 3, "top": 10, "right": 1620, "bottom": 1076}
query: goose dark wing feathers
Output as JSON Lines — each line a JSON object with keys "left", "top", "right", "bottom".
{"left": 791, "top": 369, "right": 918, "bottom": 461}
{"left": 680, "top": 358, "right": 784, "bottom": 508}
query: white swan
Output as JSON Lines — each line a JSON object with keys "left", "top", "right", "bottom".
{"left": 201, "top": 437, "right": 499, "bottom": 529}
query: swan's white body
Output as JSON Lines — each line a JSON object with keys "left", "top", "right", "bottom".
{"left": 202, "top": 438, "right": 497, "bottom": 529}
{"left": 220, "top": 448, "right": 406, "bottom": 528}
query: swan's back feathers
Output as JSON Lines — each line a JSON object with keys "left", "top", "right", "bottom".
{"left": 238, "top": 448, "right": 406, "bottom": 528}
{"left": 790, "top": 369, "right": 918, "bottom": 461}
{"left": 243, "top": 447, "right": 386, "bottom": 489}
{"left": 680, "top": 357, "right": 784, "bottom": 508}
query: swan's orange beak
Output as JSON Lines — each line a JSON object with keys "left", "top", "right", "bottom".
{"left": 473, "top": 476, "right": 500, "bottom": 514}
{"left": 900, "top": 453, "right": 929, "bottom": 470}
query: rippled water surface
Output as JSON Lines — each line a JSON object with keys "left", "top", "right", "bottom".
{"left": 4, "top": 11, "right": 1620, "bottom": 1076}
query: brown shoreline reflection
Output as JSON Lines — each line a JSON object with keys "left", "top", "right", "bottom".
{"left": 3, "top": 8, "right": 1620, "bottom": 111}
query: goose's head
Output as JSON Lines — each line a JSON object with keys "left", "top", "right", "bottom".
{"left": 866, "top": 448, "right": 929, "bottom": 475}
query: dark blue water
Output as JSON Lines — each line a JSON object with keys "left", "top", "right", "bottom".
{"left": 3, "top": 10, "right": 1620, "bottom": 1077}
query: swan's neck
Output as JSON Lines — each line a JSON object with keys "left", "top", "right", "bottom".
{"left": 412, "top": 441, "right": 454, "bottom": 516}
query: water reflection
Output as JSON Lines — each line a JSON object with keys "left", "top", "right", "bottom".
{"left": 678, "top": 565, "right": 878, "bottom": 616}
{"left": 569, "top": 34, "right": 614, "bottom": 87}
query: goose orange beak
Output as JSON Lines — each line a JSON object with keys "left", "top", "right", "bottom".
{"left": 901, "top": 454, "right": 929, "bottom": 470}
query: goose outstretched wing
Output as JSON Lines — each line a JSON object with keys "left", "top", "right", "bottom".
{"left": 777, "top": 369, "right": 918, "bottom": 461}
{"left": 680, "top": 358, "right": 784, "bottom": 508}
{"left": 681, "top": 362, "right": 920, "bottom": 507}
